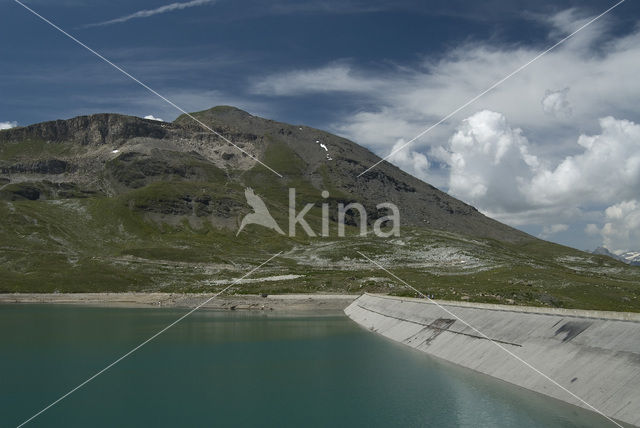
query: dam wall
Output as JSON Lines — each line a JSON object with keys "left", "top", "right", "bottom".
{"left": 345, "top": 293, "right": 640, "bottom": 427}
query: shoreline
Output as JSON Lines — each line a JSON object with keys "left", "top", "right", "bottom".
{"left": 0, "top": 293, "right": 359, "bottom": 314}
{"left": 3, "top": 292, "right": 638, "bottom": 319}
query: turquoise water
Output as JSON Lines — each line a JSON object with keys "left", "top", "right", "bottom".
{"left": 1, "top": 305, "right": 609, "bottom": 427}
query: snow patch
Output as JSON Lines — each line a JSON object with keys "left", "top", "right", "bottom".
{"left": 314, "top": 140, "right": 332, "bottom": 161}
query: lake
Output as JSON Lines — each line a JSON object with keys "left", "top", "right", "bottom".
{"left": 0, "top": 305, "right": 608, "bottom": 427}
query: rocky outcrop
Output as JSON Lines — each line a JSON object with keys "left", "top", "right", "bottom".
{"left": 0, "top": 114, "right": 172, "bottom": 146}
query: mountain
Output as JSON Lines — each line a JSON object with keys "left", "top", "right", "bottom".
{"left": 0, "top": 107, "right": 527, "bottom": 241}
{"left": 1, "top": 106, "right": 639, "bottom": 311}
{"left": 593, "top": 246, "right": 619, "bottom": 258}
{"left": 620, "top": 252, "right": 640, "bottom": 266}
{"left": 593, "top": 247, "right": 640, "bottom": 266}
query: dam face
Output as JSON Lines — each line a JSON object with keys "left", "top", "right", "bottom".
{"left": 345, "top": 294, "right": 640, "bottom": 427}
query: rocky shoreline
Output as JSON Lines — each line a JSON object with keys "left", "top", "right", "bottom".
{"left": 0, "top": 293, "right": 359, "bottom": 315}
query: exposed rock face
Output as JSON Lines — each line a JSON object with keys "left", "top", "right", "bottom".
{"left": 0, "top": 114, "right": 172, "bottom": 146}
{"left": 0, "top": 106, "right": 531, "bottom": 242}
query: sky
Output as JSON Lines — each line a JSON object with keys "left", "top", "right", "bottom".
{"left": 1, "top": 0, "right": 639, "bottom": 253}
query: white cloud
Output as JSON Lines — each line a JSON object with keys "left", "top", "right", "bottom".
{"left": 544, "top": 7, "right": 608, "bottom": 52}
{"left": 526, "top": 116, "right": 640, "bottom": 207}
{"left": 540, "top": 223, "right": 569, "bottom": 239}
{"left": 251, "top": 64, "right": 384, "bottom": 96}
{"left": 585, "top": 223, "right": 600, "bottom": 236}
{"left": 334, "top": 108, "right": 428, "bottom": 151}
{"left": 541, "top": 88, "right": 572, "bottom": 118}
{"left": 442, "top": 110, "right": 539, "bottom": 214}
{"left": 440, "top": 111, "right": 640, "bottom": 232}
{"left": 0, "top": 121, "right": 18, "bottom": 130}
{"left": 387, "top": 139, "right": 430, "bottom": 181}
{"left": 588, "top": 200, "right": 640, "bottom": 253}
{"left": 144, "top": 115, "right": 164, "bottom": 122}
{"left": 85, "top": 0, "right": 217, "bottom": 28}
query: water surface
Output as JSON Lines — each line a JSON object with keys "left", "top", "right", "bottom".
{"left": 0, "top": 305, "right": 609, "bottom": 427}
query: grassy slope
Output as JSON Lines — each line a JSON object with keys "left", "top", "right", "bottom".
{"left": 1, "top": 193, "right": 639, "bottom": 311}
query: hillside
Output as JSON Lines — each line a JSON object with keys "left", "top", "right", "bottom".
{"left": 1, "top": 106, "right": 639, "bottom": 311}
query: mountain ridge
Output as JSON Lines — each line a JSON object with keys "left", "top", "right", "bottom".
{"left": 0, "top": 106, "right": 531, "bottom": 242}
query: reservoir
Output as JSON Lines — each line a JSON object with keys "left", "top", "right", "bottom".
{"left": 1, "top": 305, "right": 609, "bottom": 427}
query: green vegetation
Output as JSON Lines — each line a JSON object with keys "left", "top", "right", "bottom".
{"left": 1, "top": 193, "right": 639, "bottom": 312}
{"left": 0, "top": 138, "right": 79, "bottom": 161}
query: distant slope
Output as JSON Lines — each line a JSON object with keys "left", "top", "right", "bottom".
{"left": 593, "top": 247, "right": 640, "bottom": 266}
{"left": 622, "top": 252, "right": 640, "bottom": 266}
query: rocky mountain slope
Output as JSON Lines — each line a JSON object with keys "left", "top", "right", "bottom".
{"left": 593, "top": 247, "right": 640, "bottom": 266}
{"left": 622, "top": 252, "right": 640, "bottom": 265}
{"left": 1, "top": 106, "right": 639, "bottom": 311}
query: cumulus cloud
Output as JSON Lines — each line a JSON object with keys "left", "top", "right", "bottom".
{"left": 439, "top": 111, "right": 640, "bottom": 235}
{"left": 588, "top": 200, "right": 640, "bottom": 253}
{"left": 441, "top": 110, "right": 539, "bottom": 213}
{"left": 526, "top": 116, "right": 640, "bottom": 207}
{"left": 144, "top": 115, "right": 164, "bottom": 122}
{"left": 387, "top": 139, "right": 430, "bottom": 181}
{"left": 0, "top": 121, "right": 18, "bottom": 130}
{"left": 541, "top": 88, "right": 572, "bottom": 118}
{"left": 85, "top": 0, "right": 217, "bottom": 28}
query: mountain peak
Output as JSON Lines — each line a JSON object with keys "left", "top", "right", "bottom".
{"left": 173, "top": 105, "right": 254, "bottom": 127}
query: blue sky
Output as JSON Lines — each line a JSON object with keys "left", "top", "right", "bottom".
{"left": 2, "top": 0, "right": 640, "bottom": 252}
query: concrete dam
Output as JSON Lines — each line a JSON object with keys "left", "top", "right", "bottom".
{"left": 345, "top": 294, "right": 640, "bottom": 427}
